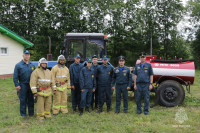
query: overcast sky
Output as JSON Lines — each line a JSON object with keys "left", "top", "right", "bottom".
{"left": 177, "top": 0, "right": 197, "bottom": 40}
{"left": 177, "top": 0, "right": 188, "bottom": 36}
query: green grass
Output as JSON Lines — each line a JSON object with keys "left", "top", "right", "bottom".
{"left": 0, "top": 71, "right": 200, "bottom": 133}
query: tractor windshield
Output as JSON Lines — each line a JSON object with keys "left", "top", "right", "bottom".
{"left": 68, "top": 39, "right": 104, "bottom": 59}
{"left": 68, "top": 40, "right": 84, "bottom": 58}
{"left": 86, "top": 39, "right": 104, "bottom": 58}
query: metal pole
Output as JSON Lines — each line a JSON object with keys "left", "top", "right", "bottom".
{"left": 47, "top": 36, "right": 52, "bottom": 61}
{"left": 48, "top": 36, "right": 51, "bottom": 54}
{"left": 150, "top": 32, "right": 152, "bottom": 55}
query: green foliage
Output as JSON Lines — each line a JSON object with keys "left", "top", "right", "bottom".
{"left": 187, "top": 0, "right": 200, "bottom": 26}
{"left": 0, "top": 0, "right": 193, "bottom": 65}
{"left": 187, "top": 1, "right": 200, "bottom": 69}
{"left": 191, "top": 29, "right": 200, "bottom": 69}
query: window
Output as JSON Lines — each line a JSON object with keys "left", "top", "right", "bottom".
{"left": 0, "top": 47, "right": 8, "bottom": 55}
{"left": 68, "top": 40, "right": 83, "bottom": 58}
{"left": 86, "top": 39, "right": 104, "bottom": 59}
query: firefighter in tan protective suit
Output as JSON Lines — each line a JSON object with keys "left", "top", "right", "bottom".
{"left": 51, "top": 55, "right": 71, "bottom": 115}
{"left": 30, "top": 58, "right": 56, "bottom": 121}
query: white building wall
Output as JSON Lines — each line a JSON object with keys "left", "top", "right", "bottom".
{"left": 0, "top": 33, "right": 24, "bottom": 75}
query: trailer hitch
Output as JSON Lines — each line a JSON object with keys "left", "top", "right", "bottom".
{"left": 185, "top": 82, "right": 190, "bottom": 94}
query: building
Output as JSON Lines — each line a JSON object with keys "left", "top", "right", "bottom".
{"left": 0, "top": 24, "right": 34, "bottom": 78}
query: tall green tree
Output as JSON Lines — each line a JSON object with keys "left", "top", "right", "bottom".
{"left": 191, "top": 29, "right": 200, "bottom": 68}
{"left": 187, "top": 0, "right": 200, "bottom": 68}
{"left": 0, "top": 0, "right": 46, "bottom": 42}
{"left": 155, "top": 0, "right": 184, "bottom": 59}
{"left": 0, "top": 0, "right": 190, "bottom": 65}
{"left": 34, "top": 0, "right": 87, "bottom": 60}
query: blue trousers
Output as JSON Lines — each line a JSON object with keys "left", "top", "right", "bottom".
{"left": 91, "top": 86, "right": 98, "bottom": 106}
{"left": 136, "top": 83, "right": 150, "bottom": 114}
{"left": 71, "top": 83, "right": 81, "bottom": 110}
{"left": 80, "top": 89, "right": 93, "bottom": 108}
{"left": 115, "top": 84, "right": 128, "bottom": 112}
{"left": 19, "top": 83, "right": 34, "bottom": 116}
{"left": 98, "top": 85, "right": 112, "bottom": 107}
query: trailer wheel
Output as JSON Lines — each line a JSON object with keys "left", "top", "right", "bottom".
{"left": 158, "top": 80, "right": 185, "bottom": 107}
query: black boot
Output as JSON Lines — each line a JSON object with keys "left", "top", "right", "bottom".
{"left": 98, "top": 106, "right": 102, "bottom": 113}
{"left": 78, "top": 107, "right": 81, "bottom": 112}
{"left": 73, "top": 108, "right": 76, "bottom": 113}
{"left": 95, "top": 104, "right": 98, "bottom": 110}
{"left": 107, "top": 106, "right": 111, "bottom": 112}
{"left": 91, "top": 104, "right": 94, "bottom": 110}
{"left": 85, "top": 107, "right": 90, "bottom": 113}
{"left": 79, "top": 108, "right": 83, "bottom": 116}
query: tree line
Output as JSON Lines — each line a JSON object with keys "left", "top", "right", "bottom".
{"left": 0, "top": 0, "right": 200, "bottom": 67}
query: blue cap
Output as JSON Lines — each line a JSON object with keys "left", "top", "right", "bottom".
{"left": 92, "top": 55, "right": 98, "bottom": 58}
{"left": 118, "top": 56, "right": 125, "bottom": 61}
{"left": 139, "top": 52, "right": 146, "bottom": 57}
{"left": 86, "top": 58, "right": 92, "bottom": 63}
{"left": 75, "top": 53, "right": 81, "bottom": 58}
{"left": 102, "top": 55, "right": 108, "bottom": 60}
{"left": 24, "top": 50, "right": 30, "bottom": 54}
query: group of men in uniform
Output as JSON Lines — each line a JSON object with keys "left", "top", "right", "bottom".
{"left": 13, "top": 50, "right": 153, "bottom": 121}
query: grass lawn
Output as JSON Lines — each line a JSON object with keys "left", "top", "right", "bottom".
{"left": 0, "top": 70, "right": 200, "bottom": 133}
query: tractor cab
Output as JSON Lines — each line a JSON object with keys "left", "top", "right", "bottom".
{"left": 63, "top": 33, "right": 108, "bottom": 66}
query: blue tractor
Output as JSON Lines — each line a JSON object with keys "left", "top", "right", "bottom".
{"left": 32, "top": 33, "right": 113, "bottom": 68}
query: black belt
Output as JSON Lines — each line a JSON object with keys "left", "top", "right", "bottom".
{"left": 116, "top": 83, "right": 128, "bottom": 85}
{"left": 136, "top": 82, "right": 150, "bottom": 84}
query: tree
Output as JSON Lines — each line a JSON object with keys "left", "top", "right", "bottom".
{"left": 187, "top": 0, "right": 200, "bottom": 68}
{"left": 191, "top": 29, "right": 200, "bottom": 68}
{"left": 155, "top": 0, "right": 184, "bottom": 59}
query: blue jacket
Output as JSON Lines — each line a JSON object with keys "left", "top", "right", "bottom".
{"left": 69, "top": 62, "right": 83, "bottom": 85}
{"left": 112, "top": 66, "right": 132, "bottom": 87}
{"left": 79, "top": 67, "right": 96, "bottom": 90}
{"left": 13, "top": 60, "right": 36, "bottom": 87}
{"left": 97, "top": 64, "right": 113, "bottom": 86}
{"left": 91, "top": 64, "right": 98, "bottom": 76}
{"left": 134, "top": 62, "right": 154, "bottom": 83}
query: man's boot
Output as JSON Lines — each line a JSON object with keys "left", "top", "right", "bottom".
{"left": 78, "top": 107, "right": 81, "bottom": 112}
{"left": 98, "top": 106, "right": 102, "bottom": 113}
{"left": 91, "top": 104, "right": 94, "bottom": 110}
{"left": 85, "top": 107, "right": 90, "bottom": 113}
{"left": 107, "top": 106, "right": 111, "bottom": 112}
{"left": 95, "top": 104, "right": 98, "bottom": 110}
{"left": 79, "top": 108, "right": 83, "bottom": 116}
{"left": 73, "top": 107, "right": 76, "bottom": 113}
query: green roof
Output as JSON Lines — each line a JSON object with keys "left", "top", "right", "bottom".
{"left": 0, "top": 24, "right": 34, "bottom": 48}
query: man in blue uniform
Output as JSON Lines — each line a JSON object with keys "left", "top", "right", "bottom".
{"left": 69, "top": 54, "right": 84, "bottom": 113}
{"left": 112, "top": 56, "right": 132, "bottom": 114}
{"left": 97, "top": 55, "right": 113, "bottom": 113}
{"left": 79, "top": 58, "right": 96, "bottom": 116}
{"left": 13, "top": 50, "right": 36, "bottom": 117}
{"left": 91, "top": 55, "right": 99, "bottom": 110}
{"left": 134, "top": 52, "right": 153, "bottom": 115}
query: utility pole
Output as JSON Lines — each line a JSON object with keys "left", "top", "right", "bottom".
{"left": 47, "top": 36, "right": 52, "bottom": 61}
{"left": 150, "top": 32, "right": 152, "bottom": 55}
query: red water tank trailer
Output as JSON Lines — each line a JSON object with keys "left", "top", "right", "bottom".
{"left": 146, "top": 55, "right": 195, "bottom": 84}
{"left": 136, "top": 55, "right": 195, "bottom": 107}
